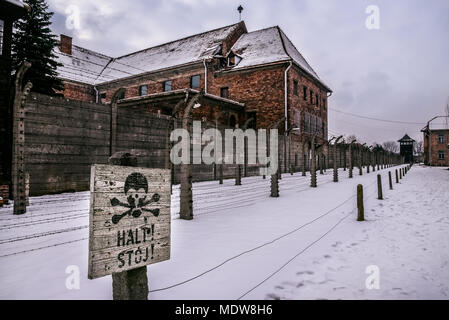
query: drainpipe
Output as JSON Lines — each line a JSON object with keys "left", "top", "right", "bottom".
{"left": 203, "top": 59, "right": 208, "bottom": 94}
{"left": 284, "top": 61, "right": 293, "bottom": 173}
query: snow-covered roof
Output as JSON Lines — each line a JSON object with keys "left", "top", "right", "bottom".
{"left": 55, "top": 22, "right": 330, "bottom": 91}
{"left": 230, "top": 27, "right": 290, "bottom": 69}
{"left": 55, "top": 22, "right": 242, "bottom": 85}
{"left": 398, "top": 134, "right": 415, "bottom": 142}
{"left": 229, "top": 26, "right": 329, "bottom": 91}
{"left": 95, "top": 23, "right": 241, "bottom": 83}
{"left": 55, "top": 45, "right": 112, "bottom": 85}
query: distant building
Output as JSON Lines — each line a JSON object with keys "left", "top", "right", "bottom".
{"left": 398, "top": 134, "right": 415, "bottom": 163}
{"left": 422, "top": 128, "right": 449, "bottom": 166}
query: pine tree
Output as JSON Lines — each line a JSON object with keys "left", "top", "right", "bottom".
{"left": 12, "top": 0, "right": 63, "bottom": 95}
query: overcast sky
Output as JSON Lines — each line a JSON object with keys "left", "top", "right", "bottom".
{"left": 47, "top": 0, "right": 449, "bottom": 145}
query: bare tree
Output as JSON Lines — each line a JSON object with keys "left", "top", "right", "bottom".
{"left": 414, "top": 140, "right": 424, "bottom": 156}
{"left": 382, "top": 141, "right": 399, "bottom": 153}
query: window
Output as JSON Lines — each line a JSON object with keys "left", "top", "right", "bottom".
{"left": 0, "top": 20, "right": 4, "bottom": 55}
{"left": 220, "top": 87, "right": 229, "bottom": 99}
{"left": 439, "top": 151, "right": 445, "bottom": 160}
{"left": 303, "top": 86, "right": 307, "bottom": 101}
{"left": 139, "top": 85, "right": 147, "bottom": 96}
{"left": 323, "top": 98, "right": 326, "bottom": 109}
{"left": 118, "top": 90, "right": 125, "bottom": 100}
{"left": 304, "top": 113, "right": 310, "bottom": 133}
{"left": 315, "top": 94, "right": 318, "bottom": 105}
{"left": 310, "top": 90, "right": 313, "bottom": 104}
{"left": 438, "top": 134, "right": 444, "bottom": 143}
{"left": 163, "top": 80, "right": 172, "bottom": 92}
{"left": 228, "top": 55, "right": 241, "bottom": 67}
{"left": 294, "top": 109, "right": 301, "bottom": 129}
{"left": 293, "top": 80, "right": 298, "bottom": 96}
{"left": 190, "top": 75, "right": 201, "bottom": 89}
{"left": 100, "top": 93, "right": 106, "bottom": 99}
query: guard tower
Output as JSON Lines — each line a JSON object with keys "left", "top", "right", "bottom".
{"left": 398, "top": 134, "right": 415, "bottom": 163}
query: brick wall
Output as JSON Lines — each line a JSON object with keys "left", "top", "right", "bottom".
{"left": 60, "top": 80, "right": 96, "bottom": 103}
{"left": 210, "top": 64, "right": 286, "bottom": 130}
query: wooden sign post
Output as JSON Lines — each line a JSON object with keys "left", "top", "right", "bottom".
{"left": 88, "top": 162, "right": 171, "bottom": 300}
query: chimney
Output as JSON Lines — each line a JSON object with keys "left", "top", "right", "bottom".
{"left": 60, "top": 34, "right": 72, "bottom": 55}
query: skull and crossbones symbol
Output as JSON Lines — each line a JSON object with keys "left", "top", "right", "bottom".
{"left": 111, "top": 172, "right": 160, "bottom": 224}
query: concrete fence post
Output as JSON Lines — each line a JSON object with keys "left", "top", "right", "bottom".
{"left": 333, "top": 143, "right": 339, "bottom": 182}
{"left": 348, "top": 142, "right": 354, "bottom": 179}
{"left": 302, "top": 142, "right": 307, "bottom": 177}
{"left": 358, "top": 147, "right": 363, "bottom": 176}
{"left": 377, "top": 174, "right": 383, "bottom": 200}
{"left": 219, "top": 164, "right": 223, "bottom": 184}
{"left": 179, "top": 92, "right": 203, "bottom": 220}
{"left": 12, "top": 62, "right": 32, "bottom": 215}
{"left": 395, "top": 169, "right": 399, "bottom": 183}
{"left": 319, "top": 154, "right": 324, "bottom": 175}
{"left": 310, "top": 137, "right": 317, "bottom": 188}
{"left": 357, "top": 184, "right": 364, "bottom": 221}
{"left": 235, "top": 165, "right": 242, "bottom": 186}
{"left": 270, "top": 171, "right": 279, "bottom": 197}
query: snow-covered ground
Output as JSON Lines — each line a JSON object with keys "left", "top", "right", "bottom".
{"left": 0, "top": 165, "right": 448, "bottom": 300}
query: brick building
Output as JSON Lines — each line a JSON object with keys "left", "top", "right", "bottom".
{"left": 55, "top": 21, "right": 331, "bottom": 138}
{"left": 422, "top": 128, "right": 449, "bottom": 166}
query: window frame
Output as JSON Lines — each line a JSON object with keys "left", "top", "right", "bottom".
{"left": 293, "top": 80, "right": 298, "bottom": 96}
{"left": 438, "top": 150, "right": 445, "bottom": 160}
{"left": 163, "top": 80, "right": 172, "bottom": 92}
{"left": 220, "top": 87, "right": 229, "bottom": 99}
{"left": 139, "top": 84, "right": 148, "bottom": 96}
{"left": 190, "top": 75, "right": 201, "bottom": 89}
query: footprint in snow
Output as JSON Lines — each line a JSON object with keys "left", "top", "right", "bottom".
{"left": 265, "top": 293, "right": 281, "bottom": 300}
{"left": 297, "top": 270, "right": 314, "bottom": 275}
